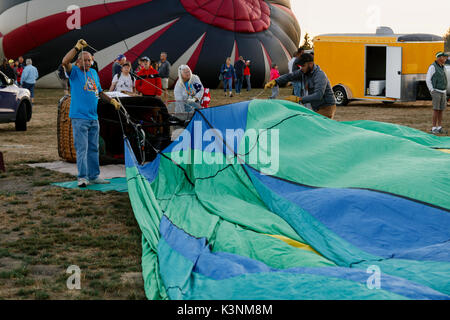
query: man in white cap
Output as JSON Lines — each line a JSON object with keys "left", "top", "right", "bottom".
{"left": 426, "top": 51, "right": 448, "bottom": 134}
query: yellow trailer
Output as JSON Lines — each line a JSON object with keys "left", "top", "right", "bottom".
{"left": 313, "top": 27, "right": 445, "bottom": 106}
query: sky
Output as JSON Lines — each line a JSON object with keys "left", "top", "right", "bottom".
{"left": 291, "top": 0, "right": 450, "bottom": 43}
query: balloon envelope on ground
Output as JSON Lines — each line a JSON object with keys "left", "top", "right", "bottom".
{"left": 125, "top": 99, "right": 450, "bottom": 300}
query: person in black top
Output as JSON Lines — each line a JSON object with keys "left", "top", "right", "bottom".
{"left": 0, "top": 58, "right": 17, "bottom": 81}
{"left": 234, "top": 56, "right": 246, "bottom": 95}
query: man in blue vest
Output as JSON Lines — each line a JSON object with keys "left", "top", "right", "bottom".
{"left": 426, "top": 51, "right": 448, "bottom": 134}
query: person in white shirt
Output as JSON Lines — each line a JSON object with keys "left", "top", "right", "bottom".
{"left": 109, "top": 61, "right": 135, "bottom": 95}
{"left": 288, "top": 48, "right": 304, "bottom": 73}
{"left": 174, "top": 65, "right": 204, "bottom": 112}
{"left": 288, "top": 53, "right": 297, "bottom": 74}
{"left": 288, "top": 48, "right": 305, "bottom": 98}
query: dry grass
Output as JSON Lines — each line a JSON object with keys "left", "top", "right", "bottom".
{"left": 0, "top": 87, "right": 448, "bottom": 300}
{"left": 0, "top": 165, "right": 145, "bottom": 300}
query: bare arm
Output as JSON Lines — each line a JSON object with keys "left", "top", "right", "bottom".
{"left": 109, "top": 79, "right": 117, "bottom": 92}
{"left": 61, "top": 48, "right": 78, "bottom": 74}
{"left": 62, "top": 39, "right": 87, "bottom": 74}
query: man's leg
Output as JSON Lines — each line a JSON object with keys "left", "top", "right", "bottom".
{"left": 431, "top": 91, "right": 440, "bottom": 130}
{"left": 87, "top": 120, "right": 100, "bottom": 181}
{"left": 246, "top": 76, "right": 251, "bottom": 91}
{"left": 437, "top": 92, "right": 446, "bottom": 128}
{"left": 293, "top": 81, "right": 303, "bottom": 98}
{"left": 432, "top": 110, "right": 438, "bottom": 128}
{"left": 30, "top": 84, "right": 35, "bottom": 103}
{"left": 162, "top": 78, "right": 169, "bottom": 103}
{"left": 237, "top": 77, "right": 243, "bottom": 93}
{"left": 437, "top": 110, "right": 443, "bottom": 128}
{"left": 71, "top": 119, "right": 89, "bottom": 180}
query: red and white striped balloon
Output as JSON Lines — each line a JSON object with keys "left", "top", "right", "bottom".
{"left": 0, "top": 0, "right": 301, "bottom": 89}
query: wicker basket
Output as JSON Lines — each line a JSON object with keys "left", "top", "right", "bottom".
{"left": 57, "top": 95, "right": 77, "bottom": 163}
{"left": 57, "top": 95, "right": 172, "bottom": 164}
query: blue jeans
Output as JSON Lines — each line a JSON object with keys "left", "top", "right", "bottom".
{"left": 71, "top": 118, "right": 100, "bottom": 180}
{"left": 224, "top": 78, "right": 233, "bottom": 92}
{"left": 22, "top": 82, "right": 35, "bottom": 98}
{"left": 235, "top": 76, "right": 244, "bottom": 93}
{"left": 270, "top": 86, "right": 279, "bottom": 99}
{"left": 293, "top": 81, "right": 303, "bottom": 97}
{"left": 245, "top": 75, "right": 251, "bottom": 91}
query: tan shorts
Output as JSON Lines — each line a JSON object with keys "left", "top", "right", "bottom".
{"left": 317, "top": 105, "right": 337, "bottom": 119}
{"left": 161, "top": 78, "right": 169, "bottom": 90}
{"left": 431, "top": 91, "right": 447, "bottom": 111}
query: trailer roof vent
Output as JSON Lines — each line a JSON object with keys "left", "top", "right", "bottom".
{"left": 376, "top": 26, "right": 394, "bottom": 35}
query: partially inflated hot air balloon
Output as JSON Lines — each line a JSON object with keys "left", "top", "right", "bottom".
{"left": 0, "top": 0, "right": 300, "bottom": 89}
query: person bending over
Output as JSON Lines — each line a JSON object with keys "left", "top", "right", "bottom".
{"left": 265, "top": 53, "right": 337, "bottom": 119}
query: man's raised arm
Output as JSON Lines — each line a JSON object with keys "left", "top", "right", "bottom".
{"left": 62, "top": 39, "right": 88, "bottom": 74}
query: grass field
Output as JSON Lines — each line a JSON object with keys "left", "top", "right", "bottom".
{"left": 0, "top": 88, "right": 448, "bottom": 299}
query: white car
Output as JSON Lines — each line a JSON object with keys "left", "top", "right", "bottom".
{"left": 0, "top": 71, "right": 32, "bottom": 131}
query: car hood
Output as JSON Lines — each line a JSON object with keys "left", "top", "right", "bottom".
{"left": 13, "top": 84, "right": 31, "bottom": 99}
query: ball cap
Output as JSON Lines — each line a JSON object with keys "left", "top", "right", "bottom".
{"left": 8, "top": 59, "right": 14, "bottom": 64}
{"left": 140, "top": 56, "right": 150, "bottom": 61}
{"left": 116, "top": 54, "right": 126, "bottom": 60}
{"left": 436, "top": 51, "right": 449, "bottom": 58}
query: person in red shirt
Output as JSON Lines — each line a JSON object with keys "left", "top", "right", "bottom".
{"left": 244, "top": 60, "right": 251, "bottom": 91}
{"left": 14, "top": 61, "right": 24, "bottom": 86}
{"left": 135, "top": 56, "right": 162, "bottom": 97}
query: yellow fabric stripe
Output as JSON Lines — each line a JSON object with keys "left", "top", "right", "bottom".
{"left": 438, "top": 149, "right": 450, "bottom": 154}
{"left": 266, "top": 234, "right": 320, "bottom": 255}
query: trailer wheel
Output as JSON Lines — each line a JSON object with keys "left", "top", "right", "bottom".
{"left": 333, "top": 86, "right": 349, "bottom": 106}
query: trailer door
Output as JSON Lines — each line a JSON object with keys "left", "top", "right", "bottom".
{"left": 386, "top": 47, "right": 402, "bottom": 99}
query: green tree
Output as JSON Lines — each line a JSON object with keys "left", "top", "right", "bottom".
{"left": 444, "top": 27, "right": 450, "bottom": 52}
{"left": 302, "top": 33, "right": 313, "bottom": 50}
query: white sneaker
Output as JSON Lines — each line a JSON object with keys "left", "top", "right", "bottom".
{"left": 77, "top": 178, "right": 89, "bottom": 188}
{"left": 89, "top": 178, "right": 110, "bottom": 185}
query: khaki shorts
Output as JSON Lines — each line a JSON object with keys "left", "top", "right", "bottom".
{"left": 317, "top": 105, "right": 337, "bottom": 119}
{"left": 431, "top": 91, "right": 447, "bottom": 111}
{"left": 161, "top": 78, "right": 169, "bottom": 90}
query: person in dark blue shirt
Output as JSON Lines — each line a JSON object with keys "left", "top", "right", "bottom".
{"left": 220, "top": 57, "right": 236, "bottom": 97}
{"left": 62, "top": 39, "right": 121, "bottom": 188}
